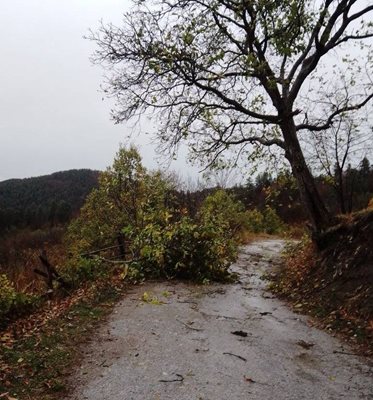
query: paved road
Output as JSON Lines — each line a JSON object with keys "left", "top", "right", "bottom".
{"left": 68, "top": 239, "right": 372, "bottom": 400}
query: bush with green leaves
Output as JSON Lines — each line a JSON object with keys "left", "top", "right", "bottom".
{"left": 0, "top": 275, "right": 38, "bottom": 322}
{"left": 198, "top": 189, "right": 246, "bottom": 235}
{"left": 244, "top": 209, "right": 265, "bottom": 233}
{"left": 0, "top": 274, "right": 16, "bottom": 318}
{"left": 62, "top": 257, "right": 108, "bottom": 286}
{"left": 262, "top": 206, "right": 284, "bottom": 234}
{"left": 244, "top": 206, "right": 283, "bottom": 234}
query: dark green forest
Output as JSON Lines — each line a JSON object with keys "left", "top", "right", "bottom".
{"left": 0, "top": 169, "right": 99, "bottom": 234}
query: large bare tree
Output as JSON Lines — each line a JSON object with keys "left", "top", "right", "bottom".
{"left": 90, "top": 0, "right": 373, "bottom": 235}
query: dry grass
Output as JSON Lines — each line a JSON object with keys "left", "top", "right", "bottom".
{"left": 0, "top": 274, "right": 126, "bottom": 399}
{"left": 238, "top": 230, "right": 272, "bottom": 244}
{"left": 278, "top": 237, "right": 317, "bottom": 290}
{"left": 0, "top": 228, "right": 66, "bottom": 294}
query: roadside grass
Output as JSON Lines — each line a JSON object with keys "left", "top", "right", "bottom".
{"left": 0, "top": 279, "right": 124, "bottom": 400}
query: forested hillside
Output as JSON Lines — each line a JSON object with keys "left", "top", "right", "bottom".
{"left": 0, "top": 170, "right": 99, "bottom": 234}
{"left": 177, "top": 158, "right": 373, "bottom": 226}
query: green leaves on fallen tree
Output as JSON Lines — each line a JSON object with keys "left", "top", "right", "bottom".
{"left": 66, "top": 147, "right": 244, "bottom": 282}
{"left": 133, "top": 213, "right": 238, "bottom": 282}
{"left": 66, "top": 146, "right": 148, "bottom": 253}
{"left": 126, "top": 189, "right": 247, "bottom": 282}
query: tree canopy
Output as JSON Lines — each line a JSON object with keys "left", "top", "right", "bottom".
{"left": 90, "top": 0, "right": 373, "bottom": 234}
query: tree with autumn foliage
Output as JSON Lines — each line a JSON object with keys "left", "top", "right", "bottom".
{"left": 90, "top": 0, "right": 373, "bottom": 237}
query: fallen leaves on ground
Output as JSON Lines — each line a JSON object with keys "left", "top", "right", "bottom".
{"left": 141, "top": 291, "right": 164, "bottom": 305}
{"left": 0, "top": 275, "right": 126, "bottom": 399}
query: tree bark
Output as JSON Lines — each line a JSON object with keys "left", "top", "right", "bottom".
{"left": 280, "top": 117, "right": 332, "bottom": 234}
{"left": 117, "top": 232, "right": 126, "bottom": 260}
{"left": 335, "top": 167, "right": 346, "bottom": 214}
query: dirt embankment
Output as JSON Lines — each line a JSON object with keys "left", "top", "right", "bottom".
{"left": 275, "top": 210, "right": 373, "bottom": 354}
{"left": 317, "top": 211, "right": 373, "bottom": 321}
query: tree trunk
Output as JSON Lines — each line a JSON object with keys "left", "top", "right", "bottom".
{"left": 347, "top": 169, "right": 356, "bottom": 213}
{"left": 280, "top": 118, "right": 332, "bottom": 234}
{"left": 335, "top": 167, "right": 346, "bottom": 214}
{"left": 117, "top": 232, "right": 126, "bottom": 260}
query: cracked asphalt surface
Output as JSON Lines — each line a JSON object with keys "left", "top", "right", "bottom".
{"left": 68, "top": 239, "right": 372, "bottom": 399}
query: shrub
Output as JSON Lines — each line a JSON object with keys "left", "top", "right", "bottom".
{"left": 128, "top": 190, "right": 244, "bottom": 282}
{"left": 262, "top": 206, "right": 284, "bottom": 234}
{"left": 10, "top": 292, "right": 39, "bottom": 318}
{"left": 0, "top": 274, "right": 16, "bottom": 318}
{"left": 244, "top": 209, "right": 264, "bottom": 233}
{"left": 166, "top": 216, "right": 237, "bottom": 281}
{"left": 65, "top": 146, "right": 148, "bottom": 253}
{"left": 0, "top": 275, "right": 38, "bottom": 322}
{"left": 243, "top": 207, "right": 284, "bottom": 235}
{"left": 198, "top": 189, "right": 245, "bottom": 235}
{"left": 62, "top": 257, "right": 107, "bottom": 286}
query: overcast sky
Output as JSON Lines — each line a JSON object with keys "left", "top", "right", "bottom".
{"left": 0, "top": 0, "right": 199, "bottom": 182}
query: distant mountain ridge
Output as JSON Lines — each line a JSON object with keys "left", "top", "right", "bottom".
{"left": 0, "top": 169, "right": 99, "bottom": 233}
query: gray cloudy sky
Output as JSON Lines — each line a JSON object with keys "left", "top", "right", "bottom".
{"left": 0, "top": 0, "right": 198, "bottom": 181}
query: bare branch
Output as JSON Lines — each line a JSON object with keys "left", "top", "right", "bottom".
{"left": 296, "top": 93, "right": 373, "bottom": 132}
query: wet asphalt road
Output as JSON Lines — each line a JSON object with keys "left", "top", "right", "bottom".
{"left": 68, "top": 239, "right": 372, "bottom": 400}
